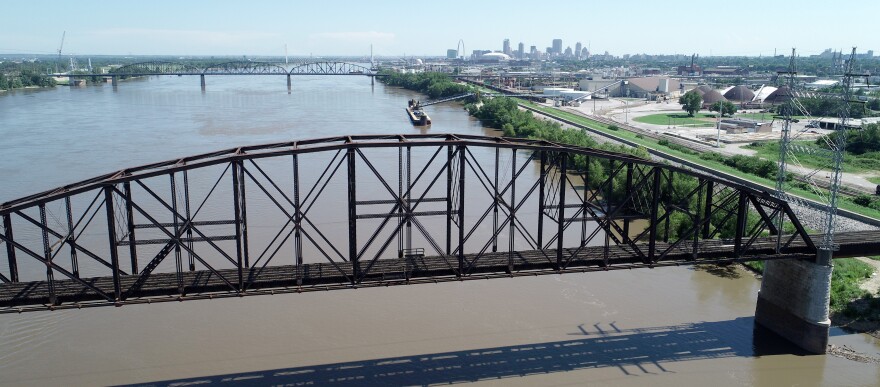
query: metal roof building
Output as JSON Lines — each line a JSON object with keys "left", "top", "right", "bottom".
{"left": 724, "top": 85, "right": 756, "bottom": 102}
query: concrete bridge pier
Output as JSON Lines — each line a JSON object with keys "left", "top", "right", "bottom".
{"left": 111, "top": 76, "right": 118, "bottom": 88}
{"left": 287, "top": 75, "right": 292, "bottom": 93}
{"left": 754, "top": 251, "right": 833, "bottom": 354}
{"left": 200, "top": 74, "right": 206, "bottom": 91}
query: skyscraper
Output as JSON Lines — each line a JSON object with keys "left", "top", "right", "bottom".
{"left": 518, "top": 42, "right": 525, "bottom": 59}
{"left": 575, "top": 42, "right": 582, "bottom": 59}
{"left": 503, "top": 39, "right": 511, "bottom": 55}
{"left": 552, "top": 39, "right": 562, "bottom": 55}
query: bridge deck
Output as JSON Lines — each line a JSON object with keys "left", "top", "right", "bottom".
{"left": 1, "top": 231, "right": 877, "bottom": 312}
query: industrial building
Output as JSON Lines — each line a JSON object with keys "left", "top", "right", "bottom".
{"left": 723, "top": 85, "right": 756, "bottom": 103}
{"left": 719, "top": 118, "right": 772, "bottom": 134}
{"left": 579, "top": 77, "right": 683, "bottom": 100}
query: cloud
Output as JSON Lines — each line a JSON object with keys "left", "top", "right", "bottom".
{"left": 308, "top": 31, "right": 395, "bottom": 43}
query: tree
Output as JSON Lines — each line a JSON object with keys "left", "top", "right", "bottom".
{"left": 678, "top": 91, "right": 702, "bottom": 117}
{"left": 709, "top": 100, "right": 737, "bottom": 117}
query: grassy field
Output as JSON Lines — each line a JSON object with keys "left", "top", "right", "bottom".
{"left": 829, "top": 258, "right": 877, "bottom": 314}
{"left": 746, "top": 140, "right": 880, "bottom": 173}
{"left": 868, "top": 176, "right": 880, "bottom": 185}
{"left": 519, "top": 101, "right": 880, "bottom": 220}
{"left": 634, "top": 112, "right": 717, "bottom": 127}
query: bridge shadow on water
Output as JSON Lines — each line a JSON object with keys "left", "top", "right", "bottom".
{"left": 125, "top": 317, "right": 809, "bottom": 387}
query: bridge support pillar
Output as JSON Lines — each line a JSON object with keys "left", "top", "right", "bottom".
{"left": 287, "top": 75, "right": 292, "bottom": 93}
{"left": 754, "top": 253, "right": 832, "bottom": 354}
{"left": 111, "top": 76, "right": 118, "bottom": 88}
{"left": 200, "top": 74, "right": 206, "bottom": 91}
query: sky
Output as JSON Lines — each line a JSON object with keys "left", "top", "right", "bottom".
{"left": 1, "top": 0, "right": 877, "bottom": 58}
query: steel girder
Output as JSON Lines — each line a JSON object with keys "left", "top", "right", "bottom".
{"left": 0, "top": 134, "right": 820, "bottom": 312}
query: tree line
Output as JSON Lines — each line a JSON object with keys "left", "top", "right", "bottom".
{"left": 0, "top": 70, "right": 56, "bottom": 90}
{"left": 379, "top": 71, "right": 472, "bottom": 99}
{"left": 465, "top": 97, "right": 763, "bottom": 241}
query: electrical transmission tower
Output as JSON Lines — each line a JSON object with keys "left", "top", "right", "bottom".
{"left": 775, "top": 47, "right": 866, "bottom": 263}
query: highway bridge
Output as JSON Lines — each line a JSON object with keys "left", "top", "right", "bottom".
{"left": 65, "top": 61, "right": 383, "bottom": 90}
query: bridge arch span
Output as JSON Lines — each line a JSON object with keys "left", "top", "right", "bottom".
{"left": 201, "top": 61, "right": 289, "bottom": 75}
{"left": 1, "top": 133, "right": 856, "bottom": 315}
{"left": 109, "top": 61, "right": 202, "bottom": 76}
{"left": 288, "top": 61, "right": 374, "bottom": 75}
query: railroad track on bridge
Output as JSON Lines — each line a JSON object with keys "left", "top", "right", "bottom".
{"left": 2, "top": 231, "right": 876, "bottom": 313}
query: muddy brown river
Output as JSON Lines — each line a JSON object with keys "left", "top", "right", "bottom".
{"left": 0, "top": 75, "right": 878, "bottom": 386}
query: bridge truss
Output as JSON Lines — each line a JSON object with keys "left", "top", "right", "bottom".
{"left": 0, "top": 134, "right": 839, "bottom": 313}
{"left": 97, "top": 61, "right": 378, "bottom": 77}
{"left": 288, "top": 61, "right": 374, "bottom": 75}
{"left": 109, "top": 61, "right": 202, "bottom": 76}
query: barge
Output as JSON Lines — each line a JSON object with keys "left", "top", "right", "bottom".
{"left": 406, "top": 99, "right": 431, "bottom": 126}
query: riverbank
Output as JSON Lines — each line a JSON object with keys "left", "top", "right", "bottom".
{"left": 0, "top": 85, "right": 56, "bottom": 93}
{"left": 743, "top": 258, "right": 880, "bottom": 339}
{"left": 381, "top": 73, "right": 880, "bottom": 332}
{"left": 3, "top": 73, "right": 880, "bottom": 386}
{"left": 379, "top": 71, "right": 472, "bottom": 99}
{"left": 525, "top": 101, "right": 880, "bottom": 333}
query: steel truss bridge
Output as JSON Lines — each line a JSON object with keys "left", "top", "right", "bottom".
{"left": 67, "top": 61, "right": 383, "bottom": 90}
{"left": 0, "top": 134, "right": 876, "bottom": 313}
{"left": 73, "top": 61, "right": 380, "bottom": 77}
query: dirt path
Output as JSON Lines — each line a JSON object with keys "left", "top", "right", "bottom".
{"left": 856, "top": 257, "right": 880, "bottom": 295}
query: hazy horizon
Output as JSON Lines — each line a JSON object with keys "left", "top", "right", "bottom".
{"left": 1, "top": 0, "right": 876, "bottom": 58}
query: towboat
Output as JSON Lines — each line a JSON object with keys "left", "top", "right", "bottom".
{"left": 406, "top": 99, "right": 431, "bottom": 126}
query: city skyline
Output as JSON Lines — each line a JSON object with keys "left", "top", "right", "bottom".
{"left": 1, "top": 0, "right": 878, "bottom": 57}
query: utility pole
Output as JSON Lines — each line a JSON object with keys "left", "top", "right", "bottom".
{"left": 775, "top": 48, "right": 797, "bottom": 251}
{"left": 819, "top": 47, "right": 863, "bottom": 264}
{"left": 774, "top": 47, "right": 866, "bottom": 260}
{"left": 757, "top": 47, "right": 867, "bottom": 355}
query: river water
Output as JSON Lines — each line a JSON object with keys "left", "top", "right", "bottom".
{"left": 0, "top": 76, "right": 878, "bottom": 386}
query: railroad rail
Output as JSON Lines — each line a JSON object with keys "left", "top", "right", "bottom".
{"left": 1, "top": 231, "right": 877, "bottom": 313}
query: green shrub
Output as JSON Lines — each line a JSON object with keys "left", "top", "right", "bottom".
{"left": 658, "top": 139, "right": 699, "bottom": 155}
{"left": 697, "top": 153, "right": 778, "bottom": 179}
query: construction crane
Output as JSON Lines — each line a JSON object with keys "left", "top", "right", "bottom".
{"left": 55, "top": 31, "right": 66, "bottom": 74}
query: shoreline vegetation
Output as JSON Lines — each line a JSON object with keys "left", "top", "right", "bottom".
{"left": 518, "top": 101, "right": 880, "bottom": 220}
{"left": 380, "top": 71, "right": 880, "bottom": 331}
{"left": 0, "top": 72, "right": 57, "bottom": 91}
